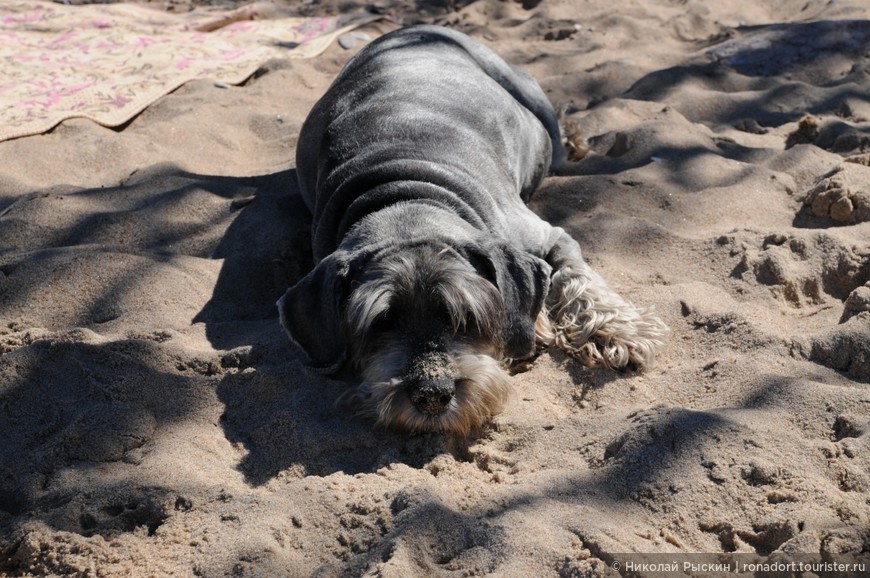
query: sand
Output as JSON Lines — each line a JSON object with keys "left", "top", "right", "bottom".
{"left": 1, "top": 0, "right": 869, "bottom": 576}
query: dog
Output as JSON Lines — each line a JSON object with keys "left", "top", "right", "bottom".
{"left": 278, "top": 25, "right": 667, "bottom": 435}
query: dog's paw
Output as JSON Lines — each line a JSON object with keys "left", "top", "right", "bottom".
{"left": 539, "top": 268, "right": 668, "bottom": 370}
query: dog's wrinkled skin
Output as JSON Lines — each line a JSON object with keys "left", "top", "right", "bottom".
{"left": 278, "top": 25, "right": 668, "bottom": 435}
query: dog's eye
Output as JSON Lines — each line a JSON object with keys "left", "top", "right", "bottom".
{"left": 371, "top": 309, "right": 398, "bottom": 333}
{"left": 464, "top": 313, "right": 478, "bottom": 332}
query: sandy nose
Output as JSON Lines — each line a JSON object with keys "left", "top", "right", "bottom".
{"left": 409, "top": 377, "right": 455, "bottom": 415}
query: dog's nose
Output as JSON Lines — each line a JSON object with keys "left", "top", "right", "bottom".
{"left": 409, "top": 377, "right": 455, "bottom": 415}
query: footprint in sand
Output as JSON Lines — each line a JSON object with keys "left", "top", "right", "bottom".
{"left": 779, "top": 163, "right": 870, "bottom": 380}
{"left": 730, "top": 230, "right": 869, "bottom": 380}
{"left": 734, "top": 232, "right": 868, "bottom": 308}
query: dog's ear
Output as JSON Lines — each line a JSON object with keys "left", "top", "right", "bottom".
{"left": 465, "top": 241, "right": 551, "bottom": 358}
{"left": 276, "top": 253, "right": 351, "bottom": 373}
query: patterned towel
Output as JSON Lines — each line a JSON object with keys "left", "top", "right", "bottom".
{"left": 0, "top": 1, "right": 377, "bottom": 141}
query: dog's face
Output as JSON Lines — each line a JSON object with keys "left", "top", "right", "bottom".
{"left": 278, "top": 240, "right": 551, "bottom": 435}
{"left": 344, "top": 245, "right": 512, "bottom": 435}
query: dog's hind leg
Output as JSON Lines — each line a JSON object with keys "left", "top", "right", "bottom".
{"left": 536, "top": 228, "right": 668, "bottom": 370}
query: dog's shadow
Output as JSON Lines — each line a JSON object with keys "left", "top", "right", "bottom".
{"left": 216, "top": 367, "right": 454, "bottom": 485}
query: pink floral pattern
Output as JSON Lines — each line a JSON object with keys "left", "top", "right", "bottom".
{"left": 0, "top": 1, "right": 376, "bottom": 141}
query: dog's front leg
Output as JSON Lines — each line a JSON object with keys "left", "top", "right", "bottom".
{"left": 536, "top": 227, "right": 668, "bottom": 370}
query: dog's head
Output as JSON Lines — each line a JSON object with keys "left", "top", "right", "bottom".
{"left": 277, "top": 239, "right": 551, "bottom": 434}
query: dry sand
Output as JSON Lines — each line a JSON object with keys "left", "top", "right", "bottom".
{"left": 1, "top": 0, "right": 869, "bottom": 576}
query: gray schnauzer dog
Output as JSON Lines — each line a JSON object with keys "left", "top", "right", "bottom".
{"left": 278, "top": 25, "right": 667, "bottom": 435}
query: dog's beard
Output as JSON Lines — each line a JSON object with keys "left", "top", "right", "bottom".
{"left": 341, "top": 343, "right": 513, "bottom": 437}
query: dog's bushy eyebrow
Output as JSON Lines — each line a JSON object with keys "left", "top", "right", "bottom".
{"left": 347, "top": 280, "right": 394, "bottom": 337}
{"left": 345, "top": 248, "right": 506, "bottom": 341}
{"left": 433, "top": 266, "right": 505, "bottom": 339}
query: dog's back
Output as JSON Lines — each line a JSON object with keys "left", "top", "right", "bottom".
{"left": 296, "top": 25, "right": 565, "bottom": 261}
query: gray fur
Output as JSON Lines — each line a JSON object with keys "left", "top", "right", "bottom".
{"left": 281, "top": 25, "right": 561, "bottom": 373}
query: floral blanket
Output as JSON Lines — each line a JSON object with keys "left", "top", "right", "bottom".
{"left": 0, "top": 1, "right": 376, "bottom": 141}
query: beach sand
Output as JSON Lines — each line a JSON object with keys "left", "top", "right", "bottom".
{"left": 1, "top": 0, "right": 868, "bottom": 575}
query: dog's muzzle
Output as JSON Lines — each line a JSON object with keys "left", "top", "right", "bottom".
{"left": 408, "top": 377, "right": 455, "bottom": 415}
